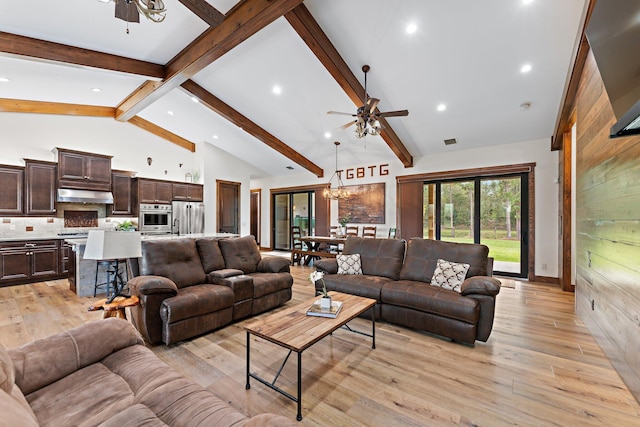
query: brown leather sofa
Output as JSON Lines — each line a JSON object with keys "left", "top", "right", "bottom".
{"left": 0, "top": 318, "right": 296, "bottom": 426}
{"left": 313, "top": 237, "right": 501, "bottom": 344}
{"left": 128, "top": 235, "right": 293, "bottom": 345}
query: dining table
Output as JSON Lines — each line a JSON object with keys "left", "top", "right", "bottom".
{"left": 293, "top": 235, "right": 348, "bottom": 265}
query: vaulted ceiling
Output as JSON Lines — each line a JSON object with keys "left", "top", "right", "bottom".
{"left": 0, "top": 0, "right": 588, "bottom": 179}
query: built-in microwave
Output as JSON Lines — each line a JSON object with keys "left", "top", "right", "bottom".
{"left": 139, "top": 204, "right": 172, "bottom": 234}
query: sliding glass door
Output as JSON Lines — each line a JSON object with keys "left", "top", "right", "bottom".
{"left": 424, "top": 174, "right": 528, "bottom": 277}
{"left": 272, "top": 191, "right": 315, "bottom": 250}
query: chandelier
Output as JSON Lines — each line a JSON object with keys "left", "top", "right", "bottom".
{"left": 111, "top": 0, "right": 166, "bottom": 26}
{"left": 323, "top": 141, "right": 351, "bottom": 200}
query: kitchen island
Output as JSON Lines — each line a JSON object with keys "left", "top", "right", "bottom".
{"left": 65, "top": 233, "right": 238, "bottom": 297}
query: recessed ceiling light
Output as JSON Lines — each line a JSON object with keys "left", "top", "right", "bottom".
{"left": 286, "top": 166, "right": 294, "bottom": 170}
{"left": 91, "top": 87, "right": 102, "bottom": 92}
{"left": 437, "top": 104, "right": 447, "bottom": 112}
{"left": 520, "top": 101, "right": 532, "bottom": 110}
{"left": 167, "top": 110, "right": 174, "bottom": 116}
{"left": 97, "top": 0, "right": 112, "bottom": 3}
{"left": 406, "top": 23, "right": 417, "bottom": 34}
{"left": 191, "top": 96, "right": 199, "bottom": 103}
{"left": 0, "top": 77, "right": 10, "bottom": 82}
{"left": 212, "top": 135, "right": 219, "bottom": 139}
{"left": 324, "top": 132, "right": 331, "bottom": 139}
{"left": 521, "top": 64, "right": 532, "bottom": 73}
{"left": 522, "top": 0, "right": 534, "bottom": 4}
{"left": 272, "top": 85, "right": 282, "bottom": 95}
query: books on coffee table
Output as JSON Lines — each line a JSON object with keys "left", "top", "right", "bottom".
{"left": 306, "top": 300, "right": 343, "bottom": 318}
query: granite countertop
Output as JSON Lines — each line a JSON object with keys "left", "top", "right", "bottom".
{"left": 0, "top": 235, "right": 76, "bottom": 242}
{"left": 64, "top": 232, "right": 239, "bottom": 246}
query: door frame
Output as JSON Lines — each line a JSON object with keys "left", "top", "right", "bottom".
{"left": 216, "top": 179, "right": 240, "bottom": 234}
{"left": 250, "top": 189, "right": 261, "bottom": 246}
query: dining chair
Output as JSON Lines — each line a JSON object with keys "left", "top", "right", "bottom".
{"left": 362, "top": 226, "right": 377, "bottom": 238}
{"left": 345, "top": 225, "right": 359, "bottom": 237}
{"left": 290, "top": 226, "right": 303, "bottom": 265}
{"left": 329, "top": 226, "right": 338, "bottom": 237}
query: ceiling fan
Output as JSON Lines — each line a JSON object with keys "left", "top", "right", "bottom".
{"left": 327, "top": 65, "right": 409, "bottom": 138}
{"left": 114, "top": 0, "right": 166, "bottom": 25}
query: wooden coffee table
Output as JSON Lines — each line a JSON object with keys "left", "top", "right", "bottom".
{"left": 244, "top": 291, "right": 376, "bottom": 421}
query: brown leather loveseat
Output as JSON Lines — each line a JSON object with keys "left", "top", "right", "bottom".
{"left": 0, "top": 318, "right": 296, "bottom": 426}
{"left": 313, "top": 237, "right": 501, "bottom": 344}
{"left": 128, "top": 235, "right": 293, "bottom": 345}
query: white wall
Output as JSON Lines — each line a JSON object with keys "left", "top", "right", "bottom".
{"left": 252, "top": 138, "right": 559, "bottom": 278}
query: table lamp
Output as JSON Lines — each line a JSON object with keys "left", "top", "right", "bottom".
{"left": 83, "top": 230, "right": 142, "bottom": 303}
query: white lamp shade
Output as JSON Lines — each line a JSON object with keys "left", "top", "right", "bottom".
{"left": 83, "top": 230, "right": 142, "bottom": 260}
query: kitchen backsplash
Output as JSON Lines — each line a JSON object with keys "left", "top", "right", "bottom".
{"left": 0, "top": 216, "right": 137, "bottom": 239}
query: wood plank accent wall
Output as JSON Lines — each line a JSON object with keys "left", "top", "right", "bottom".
{"left": 573, "top": 49, "right": 640, "bottom": 402}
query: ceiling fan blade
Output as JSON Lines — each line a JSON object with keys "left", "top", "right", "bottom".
{"left": 115, "top": 0, "right": 140, "bottom": 23}
{"left": 339, "top": 120, "right": 356, "bottom": 129}
{"left": 327, "top": 111, "right": 356, "bottom": 116}
{"left": 366, "top": 98, "right": 380, "bottom": 113}
{"left": 377, "top": 109, "right": 409, "bottom": 118}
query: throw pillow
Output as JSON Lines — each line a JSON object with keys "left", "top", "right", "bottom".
{"left": 337, "top": 254, "right": 363, "bottom": 275}
{"left": 430, "top": 258, "right": 470, "bottom": 293}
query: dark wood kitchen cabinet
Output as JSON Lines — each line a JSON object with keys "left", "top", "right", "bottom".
{"left": 135, "top": 178, "right": 172, "bottom": 205}
{"left": 56, "top": 148, "right": 112, "bottom": 191}
{"left": 59, "top": 242, "right": 72, "bottom": 275}
{"left": 24, "top": 159, "right": 57, "bottom": 216}
{"left": 0, "top": 240, "right": 59, "bottom": 285}
{"left": 0, "top": 165, "right": 24, "bottom": 216}
{"left": 172, "top": 183, "right": 203, "bottom": 201}
{"left": 108, "top": 170, "right": 136, "bottom": 216}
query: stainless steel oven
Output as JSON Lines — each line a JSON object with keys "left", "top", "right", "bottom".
{"left": 139, "top": 204, "right": 172, "bottom": 234}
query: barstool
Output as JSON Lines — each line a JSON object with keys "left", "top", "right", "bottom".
{"left": 94, "top": 260, "right": 115, "bottom": 297}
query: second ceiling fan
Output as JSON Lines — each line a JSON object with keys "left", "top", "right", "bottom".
{"left": 328, "top": 65, "right": 409, "bottom": 138}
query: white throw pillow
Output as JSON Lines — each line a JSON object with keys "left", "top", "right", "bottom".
{"left": 430, "top": 258, "right": 470, "bottom": 293}
{"left": 337, "top": 254, "right": 363, "bottom": 275}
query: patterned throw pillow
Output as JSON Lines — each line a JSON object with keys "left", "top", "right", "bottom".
{"left": 430, "top": 258, "right": 470, "bottom": 293}
{"left": 337, "top": 254, "right": 363, "bottom": 275}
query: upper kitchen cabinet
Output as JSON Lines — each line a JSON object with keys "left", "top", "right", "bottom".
{"left": 108, "top": 170, "right": 136, "bottom": 216}
{"left": 24, "top": 160, "right": 57, "bottom": 216}
{"left": 172, "top": 183, "right": 204, "bottom": 202}
{"left": 0, "top": 165, "right": 24, "bottom": 216}
{"left": 55, "top": 148, "right": 112, "bottom": 191}
{"left": 135, "top": 178, "right": 172, "bottom": 205}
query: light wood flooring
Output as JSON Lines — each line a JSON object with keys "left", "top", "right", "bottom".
{"left": 1, "top": 267, "right": 639, "bottom": 426}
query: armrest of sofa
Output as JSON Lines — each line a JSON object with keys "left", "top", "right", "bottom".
{"left": 461, "top": 276, "right": 501, "bottom": 297}
{"left": 9, "top": 318, "right": 142, "bottom": 395}
{"left": 313, "top": 258, "right": 338, "bottom": 274}
{"left": 127, "top": 276, "right": 179, "bottom": 345}
{"left": 257, "top": 256, "right": 291, "bottom": 273}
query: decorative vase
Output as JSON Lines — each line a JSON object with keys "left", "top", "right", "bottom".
{"left": 339, "top": 226, "right": 346, "bottom": 236}
{"left": 320, "top": 296, "right": 332, "bottom": 309}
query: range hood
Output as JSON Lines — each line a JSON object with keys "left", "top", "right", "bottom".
{"left": 57, "top": 189, "right": 114, "bottom": 204}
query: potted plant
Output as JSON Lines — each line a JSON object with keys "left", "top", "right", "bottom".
{"left": 338, "top": 214, "right": 351, "bottom": 236}
{"left": 309, "top": 271, "right": 331, "bottom": 309}
{"left": 116, "top": 220, "right": 136, "bottom": 231}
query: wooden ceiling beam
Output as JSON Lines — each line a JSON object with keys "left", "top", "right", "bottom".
{"left": 0, "top": 32, "right": 164, "bottom": 79}
{"left": 128, "top": 116, "right": 196, "bottom": 152}
{"left": 285, "top": 4, "right": 414, "bottom": 168}
{"left": 181, "top": 80, "right": 323, "bottom": 177}
{"left": 115, "top": 0, "right": 304, "bottom": 122}
{"left": 177, "top": 0, "right": 225, "bottom": 27}
{"left": 0, "top": 98, "right": 115, "bottom": 117}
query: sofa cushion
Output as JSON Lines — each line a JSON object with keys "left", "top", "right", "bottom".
{"left": 219, "top": 235, "right": 262, "bottom": 274}
{"left": 342, "top": 237, "right": 406, "bottom": 280}
{"left": 337, "top": 253, "right": 363, "bottom": 275}
{"left": 321, "top": 273, "right": 392, "bottom": 302}
{"left": 249, "top": 272, "right": 293, "bottom": 298}
{"left": 431, "top": 259, "right": 470, "bottom": 293}
{"left": 96, "top": 403, "right": 169, "bottom": 427}
{"left": 381, "top": 280, "right": 480, "bottom": 324}
{"left": 400, "top": 238, "right": 489, "bottom": 282}
{"left": 0, "top": 388, "right": 38, "bottom": 427}
{"left": 196, "top": 238, "right": 226, "bottom": 273}
{"left": 160, "top": 284, "right": 235, "bottom": 324}
{"left": 140, "top": 238, "right": 207, "bottom": 289}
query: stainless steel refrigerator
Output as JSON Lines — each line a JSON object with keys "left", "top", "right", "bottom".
{"left": 171, "top": 201, "right": 205, "bottom": 235}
